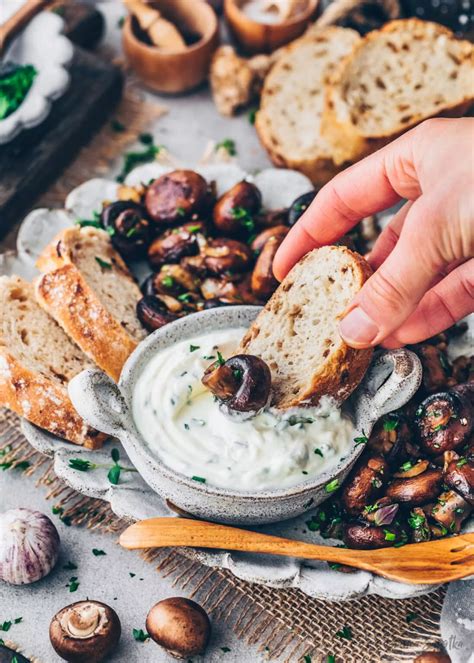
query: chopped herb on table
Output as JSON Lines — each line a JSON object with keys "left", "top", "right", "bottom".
{"left": 67, "top": 577, "right": 79, "bottom": 592}
{"left": 117, "top": 142, "right": 164, "bottom": 182}
{"left": 68, "top": 449, "right": 137, "bottom": 486}
{"left": 215, "top": 138, "right": 236, "bottom": 156}
{"left": 133, "top": 628, "right": 150, "bottom": 642}
{"left": 325, "top": 479, "right": 339, "bottom": 493}
{"left": 92, "top": 548, "right": 107, "bottom": 556}
{"left": 326, "top": 656, "right": 336, "bottom": 663}
{"left": 216, "top": 351, "right": 226, "bottom": 366}
{"left": 314, "top": 448, "right": 324, "bottom": 457}
{"left": 248, "top": 107, "right": 257, "bottom": 125}
{"left": 0, "top": 64, "right": 37, "bottom": 120}
{"left": 221, "top": 646, "right": 231, "bottom": 652}
{"left": 189, "top": 344, "right": 200, "bottom": 352}
{"left": 139, "top": 132, "right": 154, "bottom": 145}
{"left": 335, "top": 625, "right": 353, "bottom": 640}
{"left": 95, "top": 256, "right": 112, "bottom": 270}
{"left": 192, "top": 476, "right": 206, "bottom": 483}
{"left": 406, "top": 612, "right": 419, "bottom": 623}
{"left": 0, "top": 618, "right": 21, "bottom": 631}
{"left": 354, "top": 433, "right": 368, "bottom": 445}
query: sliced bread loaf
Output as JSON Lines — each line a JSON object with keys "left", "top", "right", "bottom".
{"left": 36, "top": 227, "right": 146, "bottom": 383}
{"left": 0, "top": 276, "right": 104, "bottom": 448}
{"left": 237, "top": 246, "right": 373, "bottom": 409}
{"left": 255, "top": 27, "right": 360, "bottom": 186}
{"left": 322, "top": 19, "right": 474, "bottom": 164}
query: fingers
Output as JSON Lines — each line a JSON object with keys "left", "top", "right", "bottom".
{"left": 367, "top": 202, "right": 413, "bottom": 270}
{"left": 381, "top": 259, "right": 474, "bottom": 347}
{"left": 274, "top": 126, "right": 423, "bottom": 280}
{"left": 338, "top": 197, "right": 446, "bottom": 348}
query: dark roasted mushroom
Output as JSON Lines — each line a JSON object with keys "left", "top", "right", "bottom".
{"left": 213, "top": 181, "right": 261, "bottom": 236}
{"left": 415, "top": 388, "right": 473, "bottom": 455}
{"left": 429, "top": 489, "right": 472, "bottom": 533}
{"left": 147, "top": 222, "right": 205, "bottom": 269}
{"left": 146, "top": 598, "right": 211, "bottom": 659}
{"left": 145, "top": 170, "right": 208, "bottom": 225}
{"left": 137, "top": 296, "right": 180, "bottom": 331}
{"left": 154, "top": 264, "right": 200, "bottom": 297}
{"left": 101, "top": 201, "right": 150, "bottom": 257}
{"left": 288, "top": 191, "right": 316, "bottom": 226}
{"left": 342, "top": 523, "right": 404, "bottom": 549}
{"left": 202, "top": 354, "right": 271, "bottom": 416}
{"left": 49, "top": 600, "right": 121, "bottom": 663}
{"left": 367, "top": 412, "right": 414, "bottom": 466}
{"left": 385, "top": 468, "right": 443, "bottom": 506}
{"left": 250, "top": 225, "right": 289, "bottom": 255}
{"left": 342, "top": 455, "right": 389, "bottom": 516}
{"left": 202, "top": 239, "right": 253, "bottom": 275}
{"left": 444, "top": 455, "right": 474, "bottom": 505}
{"left": 413, "top": 653, "right": 451, "bottom": 663}
{"left": 255, "top": 208, "right": 289, "bottom": 228}
{"left": 251, "top": 234, "right": 284, "bottom": 299}
{"left": 414, "top": 344, "right": 453, "bottom": 394}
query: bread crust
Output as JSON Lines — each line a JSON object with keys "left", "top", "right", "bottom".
{"left": 36, "top": 227, "right": 142, "bottom": 383}
{"left": 238, "top": 247, "right": 374, "bottom": 409}
{"left": 0, "top": 349, "right": 104, "bottom": 449}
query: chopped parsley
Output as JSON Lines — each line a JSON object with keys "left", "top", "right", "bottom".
{"left": 217, "top": 351, "right": 226, "bottom": 366}
{"left": 161, "top": 275, "right": 174, "bottom": 288}
{"left": 335, "top": 625, "right": 353, "bottom": 640}
{"left": 408, "top": 512, "right": 426, "bottom": 530}
{"left": 288, "top": 415, "right": 314, "bottom": 426}
{"left": 0, "top": 64, "right": 37, "bottom": 120}
{"left": 353, "top": 434, "right": 368, "bottom": 445}
{"left": 314, "top": 448, "right": 324, "bottom": 457}
{"left": 399, "top": 461, "right": 413, "bottom": 472}
{"left": 67, "top": 577, "right": 79, "bottom": 592}
{"left": 68, "top": 449, "right": 137, "bottom": 485}
{"left": 176, "top": 206, "right": 186, "bottom": 217}
{"left": 139, "top": 132, "right": 153, "bottom": 145}
{"left": 111, "top": 119, "right": 125, "bottom": 132}
{"left": 191, "top": 475, "right": 206, "bottom": 483}
{"left": 203, "top": 355, "right": 215, "bottom": 361}
{"left": 215, "top": 138, "right": 236, "bottom": 156}
{"left": 231, "top": 206, "right": 254, "bottom": 233}
{"left": 177, "top": 292, "right": 193, "bottom": 302}
{"left": 406, "top": 612, "right": 419, "bottom": 624}
{"left": 325, "top": 479, "right": 339, "bottom": 493}
{"left": 76, "top": 211, "right": 102, "bottom": 230}
{"left": 383, "top": 418, "right": 398, "bottom": 431}
{"left": 189, "top": 344, "right": 200, "bottom": 352}
{"left": 92, "top": 548, "right": 106, "bottom": 556}
{"left": 248, "top": 108, "right": 257, "bottom": 125}
{"left": 383, "top": 529, "right": 396, "bottom": 541}
{"left": 95, "top": 257, "right": 112, "bottom": 270}
{"left": 221, "top": 646, "right": 231, "bottom": 653}
{"left": 117, "top": 143, "right": 163, "bottom": 181}
{"left": 457, "top": 458, "right": 467, "bottom": 467}
{"left": 133, "top": 628, "right": 150, "bottom": 642}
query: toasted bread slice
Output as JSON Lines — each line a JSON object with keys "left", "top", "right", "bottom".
{"left": 35, "top": 227, "right": 146, "bottom": 383}
{"left": 0, "top": 276, "right": 104, "bottom": 448}
{"left": 322, "top": 19, "right": 474, "bottom": 164}
{"left": 255, "top": 27, "right": 360, "bottom": 186}
{"left": 238, "top": 246, "right": 373, "bottom": 409}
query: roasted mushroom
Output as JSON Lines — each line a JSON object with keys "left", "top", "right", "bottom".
{"left": 444, "top": 455, "right": 474, "bottom": 505}
{"left": 49, "top": 600, "right": 121, "bottom": 663}
{"left": 415, "top": 388, "right": 474, "bottom": 455}
{"left": 250, "top": 225, "right": 289, "bottom": 255}
{"left": 202, "top": 354, "right": 271, "bottom": 416}
{"left": 147, "top": 222, "right": 205, "bottom": 269}
{"left": 342, "top": 523, "right": 404, "bottom": 549}
{"left": 415, "top": 344, "right": 454, "bottom": 394}
{"left": 407, "top": 507, "right": 431, "bottom": 543}
{"left": 146, "top": 597, "right": 211, "bottom": 659}
{"left": 385, "top": 468, "right": 443, "bottom": 506}
{"left": 213, "top": 181, "right": 261, "bottom": 236}
{"left": 413, "top": 654, "right": 451, "bottom": 663}
{"left": 153, "top": 264, "right": 200, "bottom": 297}
{"left": 137, "top": 296, "right": 180, "bottom": 331}
{"left": 255, "top": 208, "right": 289, "bottom": 228}
{"left": 288, "top": 191, "right": 316, "bottom": 226}
{"left": 429, "top": 489, "right": 472, "bottom": 534}
{"left": 251, "top": 234, "right": 284, "bottom": 299}
{"left": 367, "top": 412, "right": 415, "bottom": 466}
{"left": 342, "top": 455, "right": 389, "bottom": 516}
{"left": 101, "top": 201, "right": 150, "bottom": 257}
{"left": 145, "top": 170, "right": 208, "bottom": 225}
{"left": 202, "top": 239, "right": 253, "bottom": 275}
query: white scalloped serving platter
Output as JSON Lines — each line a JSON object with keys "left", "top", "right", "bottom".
{"left": 2, "top": 161, "right": 473, "bottom": 601}
{"left": 0, "top": 4, "right": 73, "bottom": 144}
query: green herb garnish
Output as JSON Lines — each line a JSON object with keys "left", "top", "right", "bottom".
{"left": 231, "top": 206, "right": 254, "bottom": 233}
{"left": 0, "top": 64, "right": 37, "bottom": 120}
{"left": 327, "top": 656, "right": 335, "bottom": 663}
{"left": 314, "top": 448, "right": 324, "bottom": 457}
{"left": 176, "top": 206, "right": 186, "bottom": 217}
{"left": 335, "top": 626, "right": 353, "bottom": 640}
{"left": 133, "top": 628, "right": 150, "bottom": 642}
{"left": 118, "top": 143, "right": 162, "bottom": 180}
{"left": 383, "top": 418, "right": 398, "bottom": 431}
{"left": 303, "top": 656, "right": 312, "bottom": 663}
{"left": 457, "top": 458, "right": 467, "bottom": 467}
{"left": 383, "top": 530, "right": 396, "bottom": 541}
{"left": 221, "top": 647, "right": 231, "bottom": 653}
{"left": 139, "top": 132, "right": 153, "bottom": 145}
{"left": 192, "top": 475, "right": 206, "bottom": 483}
{"left": 92, "top": 549, "right": 107, "bottom": 556}
{"left": 95, "top": 257, "right": 112, "bottom": 270}
{"left": 161, "top": 275, "right": 174, "bottom": 288}
{"left": 117, "top": 16, "right": 125, "bottom": 28}
{"left": 325, "top": 479, "right": 339, "bottom": 493}
{"left": 216, "top": 351, "right": 225, "bottom": 366}
{"left": 67, "top": 577, "right": 79, "bottom": 592}
{"left": 111, "top": 119, "right": 125, "bottom": 132}
{"left": 189, "top": 345, "right": 200, "bottom": 352}
{"left": 177, "top": 292, "right": 193, "bottom": 302}
{"left": 248, "top": 108, "right": 257, "bottom": 125}
{"left": 215, "top": 138, "right": 236, "bottom": 156}
{"left": 68, "top": 449, "right": 137, "bottom": 486}
{"left": 354, "top": 435, "right": 368, "bottom": 445}
{"left": 406, "top": 612, "right": 418, "bottom": 623}
{"left": 399, "top": 461, "right": 413, "bottom": 472}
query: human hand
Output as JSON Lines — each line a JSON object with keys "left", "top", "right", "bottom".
{"left": 273, "top": 118, "right": 474, "bottom": 349}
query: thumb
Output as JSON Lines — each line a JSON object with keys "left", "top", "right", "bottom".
{"left": 339, "top": 198, "right": 445, "bottom": 348}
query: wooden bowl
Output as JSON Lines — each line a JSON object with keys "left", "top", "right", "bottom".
{"left": 122, "top": 0, "right": 219, "bottom": 94}
{"left": 224, "top": 0, "right": 319, "bottom": 55}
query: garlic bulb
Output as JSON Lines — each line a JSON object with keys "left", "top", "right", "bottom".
{"left": 0, "top": 508, "right": 60, "bottom": 584}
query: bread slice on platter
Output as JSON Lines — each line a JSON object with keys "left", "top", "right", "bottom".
{"left": 255, "top": 26, "right": 360, "bottom": 186}
{"left": 0, "top": 276, "right": 104, "bottom": 448}
{"left": 238, "top": 246, "right": 373, "bottom": 409}
{"left": 322, "top": 19, "right": 474, "bottom": 165}
{"left": 35, "top": 227, "right": 146, "bottom": 383}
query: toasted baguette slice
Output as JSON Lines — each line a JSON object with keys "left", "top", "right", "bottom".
{"left": 255, "top": 27, "right": 360, "bottom": 186}
{"left": 36, "top": 227, "right": 146, "bottom": 383}
{"left": 238, "top": 246, "right": 373, "bottom": 409}
{"left": 0, "top": 276, "right": 104, "bottom": 448}
{"left": 322, "top": 19, "right": 474, "bottom": 164}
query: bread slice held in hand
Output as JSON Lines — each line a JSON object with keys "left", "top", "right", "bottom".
{"left": 255, "top": 26, "right": 360, "bottom": 186}
{"left": 322, "top": 19, "right": 474, "bottom": 164}
{"left": 0, "top": 276, "right": 104, "bottom": 448}
{"left": 36, "top": 227, "right": 146, "bottom": 383}
{"left": 238, "top": 246, "right": 373, "bottom": 409}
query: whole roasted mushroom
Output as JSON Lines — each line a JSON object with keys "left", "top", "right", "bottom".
{"left": 288, "top": 190, "right": 316, "bottom": 226}
{"left": 202, "top": 354, "right": 271, "bottom": 417}
{"left": 341, "top": 455, "right": 389, "bottom": 516}
{"left": 145, "top": 170, "right": 208, "bottom": 225}
{"left": 415, "top": 388, "right": 473, "bottom": 455}
{"left": 153, "top": 264, "right": 200, "bottom": 297}
{"left": 444, "top": 455, "right": 474, "bottom": 505}
{"left": 203, "top": 239, "right": 253, "bottom": 275}
{"left": 101, "top": 201, "right": 150, "bottom": 257}
{"left": 49, "top": 600, "right": 121, "bottom": 663}
{"left": 367, "top": 412, "right": 414, "bottom": 466}
{"left": 146, "top": 597, "right": 210, "bottom": 659}
{"left": 147, "top": 222, "right": 206, "bottom": 269}
{"left": 385, "top": 468, "right": 443, "bottom": 506}
{"left": 213, "top": 181, "right": 262, "bottom": 236}
{"left": 415, "top": 344, "right": 454, "bottom": 394}
{"left": 251, "top": 235, "right": 284, "bottom": 300}
{"left": 343, "top": 523, "right": 404, "bottom": 549}
{"left": 250, "top": 225, "right": 288, "bottom": 255}
{"left": 137, "top": 296, "right": 180, "bottom": 332}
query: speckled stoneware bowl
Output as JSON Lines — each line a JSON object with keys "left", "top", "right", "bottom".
{"left": 69, "top": 306, "right": 422, "bottom": 525}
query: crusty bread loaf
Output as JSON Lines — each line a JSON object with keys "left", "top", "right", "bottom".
{"left": 0, "top": 276, "right": 104, "bottom": 448}
{"left": 35, "top": 227, "right": 146, "bottom": 383}
{"left": 238, "top": 246, "right": 373, "bottom": 409}
{"left": 255, "top": 27, "right": 360, "bottom": 186}
{"left": 322, "top": 19, "right": 474, "bottom": 164}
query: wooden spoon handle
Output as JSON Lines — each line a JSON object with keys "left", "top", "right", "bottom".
{"left": 0, "top": 0, "right": 51, "bottom": 57}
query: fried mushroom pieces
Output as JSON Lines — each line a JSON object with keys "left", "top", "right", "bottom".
{"left": 202, "top": 354, "right": 271, "bottom": 417}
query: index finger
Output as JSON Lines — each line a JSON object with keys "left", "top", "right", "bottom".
{"left": 273, "top": 126, "right": 423, "bottom": 280}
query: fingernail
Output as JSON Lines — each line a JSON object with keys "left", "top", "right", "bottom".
{"left": 339, "top": 307, "right": 379, "bottom": 347}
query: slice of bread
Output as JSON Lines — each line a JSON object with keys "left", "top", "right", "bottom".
{"left": 36, "top": 227, "right": 146, "bottom": 383}
{"left": 322, "top": 19, "right": 474, "bottom": 164}
{"left": 237, "top": 246, "right": 373, "bottom": 409}
{"left": 255, "top": 27, "right": 360, "bottom": 186}
{"left": 0, "top": 276, "right": 104, "bottom": 448}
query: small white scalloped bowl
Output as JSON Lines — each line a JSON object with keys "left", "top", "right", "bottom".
{"left": 0, "top": 9, "right": 73, "bottom": 144}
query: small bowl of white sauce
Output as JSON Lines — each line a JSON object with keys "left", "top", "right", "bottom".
{"left": 70, "top": 306, "right": 421, "bottom": 525}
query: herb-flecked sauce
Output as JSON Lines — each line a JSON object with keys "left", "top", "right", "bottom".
{"left": 132, "top": 329, "right": 355, "bottom": 491}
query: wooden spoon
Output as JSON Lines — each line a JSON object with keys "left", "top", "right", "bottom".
{"left": 120, "top": 517, "right": 474, "bottom": 585}
{"left": 0, "top": 0, "right": 51, "bottom": 59}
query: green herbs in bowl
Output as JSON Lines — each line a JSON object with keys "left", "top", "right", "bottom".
{"left": 0, "top": 63, "right": 37, "bottom": 121}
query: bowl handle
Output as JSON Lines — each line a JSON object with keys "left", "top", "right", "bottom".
{"left": 353, "top": 348, "right": 422, "bottom": 425}
{"left": 68, "top": 369, "right": 130, "bottom": 438}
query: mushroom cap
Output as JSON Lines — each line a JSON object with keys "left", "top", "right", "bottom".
{"left": 49, "top": 600, "right": 121, "bottom": 663}
{"left": 146, "top": 597, "right": 211, "bottom": 659}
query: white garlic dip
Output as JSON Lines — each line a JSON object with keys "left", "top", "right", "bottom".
{"left": 132, "top": 328, "right": 355, "bottom": 492}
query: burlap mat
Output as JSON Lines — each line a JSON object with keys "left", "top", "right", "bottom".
{"left": 0, "top": 83, "right": 447, "bottom": 663}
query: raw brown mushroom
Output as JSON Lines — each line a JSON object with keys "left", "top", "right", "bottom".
{"left": 146, "top": 597, "right": 211, "bottom": 659}
{"left": 49, "top": 600, "right": 121, "bottom": 663}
